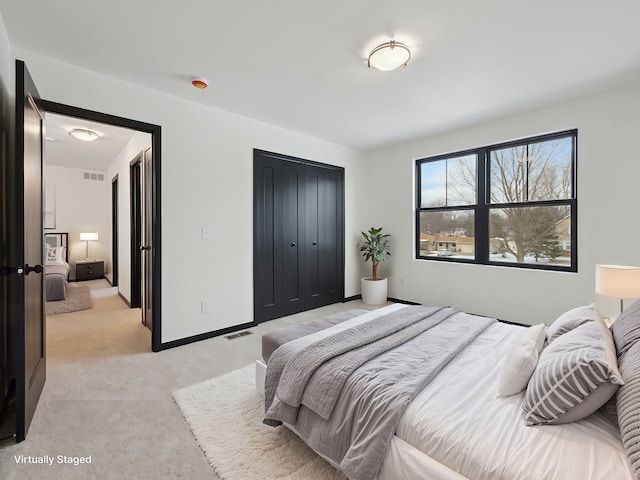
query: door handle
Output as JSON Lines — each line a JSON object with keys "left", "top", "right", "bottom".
{"left": 24, "top": 264, "right": 43, "bottom": 275}
{"left": 290, "top": 242, "right": 296, "bottom": 247}
{"left": 312, "top": 241, "right": 317, "bottom": 245}
{"left": 139, "top": 245, "right": 151, "bottom": 251}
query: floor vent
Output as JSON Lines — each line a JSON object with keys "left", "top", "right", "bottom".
{"left": 225, "top": 330, "right": 254, "bottom": 340}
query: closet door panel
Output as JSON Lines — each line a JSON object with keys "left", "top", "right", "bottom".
{"left": 253, "top": 163, "right": 280, "bottom": 321}
{"left": 319, "top": 171, "right": 341, "bottom": 300}
{"left": 281, "top": 164, "right": 304, "bottom": 313}
{"left": 304, "top": 170, "right": 320, "bottom": 301}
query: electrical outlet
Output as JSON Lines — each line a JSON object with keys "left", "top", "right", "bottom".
{"left": 201, "top": 299, "right": 211, "bottom": 313}
{"left": 399, "top": 278, "right": 406, "bottom": 287}
{"left": 201, "top": 226, "right": 212, "bottom": 240}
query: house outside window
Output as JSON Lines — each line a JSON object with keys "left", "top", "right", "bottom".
{"left": 416, "top": 130, "right": 577, "bottom": 272}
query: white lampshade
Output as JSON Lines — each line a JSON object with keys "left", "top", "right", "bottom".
{"left": 367, "top": 40, "right": 411, "bottom": 71}
{"left": 80, "top": 232, "right": 99, "bottom": 241}
{"left": 595, "top": 265, "right": 640, "bottom": 299}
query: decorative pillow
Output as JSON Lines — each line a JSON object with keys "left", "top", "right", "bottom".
{"left": 615, "top": 340, "right": 640, "bottom": 478}
{"left": 45, "top": 246, "right": 65, "bottom": 265}
{"left": 523, "top": 317, "right": 623, "bottom": 425}
{"left": 546, "top": 304, "right": 598, "bottom": 344}
{"left": 496, "top": 324, "right": 546, "bottom": 398}
{"left": 610, "top": 300, "right": 640, "bottom": 358}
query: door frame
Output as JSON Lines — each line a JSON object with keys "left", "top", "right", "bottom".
{"left": 111, "top": 174, "right": 119, "bottom": 287}
{"left": 42, "top": 100, "right": 163, "bottom": 352}
{"left": 129, "top": 155, "right": 142, "bottom": 309}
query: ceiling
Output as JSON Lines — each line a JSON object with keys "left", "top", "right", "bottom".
{"left": 45, "top": 113, "right": 138, "bottom": 170}
{"left": 2, "top": 1, "right": 640, "bottom": 153}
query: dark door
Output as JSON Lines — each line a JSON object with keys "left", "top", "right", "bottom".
{"left": 280, "top": 160, "right": 304, "bottom": 316}
{"left": 111, "top": 175, "right": 119, "bottom": 287}
{"left": 253, "top": 150, "right": 344, "bottom": 323}
{"left": 6, "top": 60, "right": 46, "bottom": 442}
{"left": 141, "top": 146, "right": 153, "bottom": 330}
{"left": 129, "top": 156, "right": 142, "bottom": 309}
{"left": 304, "top": 165, "right": 343, "bottom": 309}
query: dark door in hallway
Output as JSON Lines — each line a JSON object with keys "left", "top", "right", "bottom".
{"left": 141, "top": 146, "right": 153, "bottom": 330}
{"left": 4, "top": 60, "right": 47, "bottom": 441}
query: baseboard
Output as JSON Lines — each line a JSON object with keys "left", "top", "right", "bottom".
{"left": 343, "top": 295, "right": 420, "bottom": 306}
{"left": 159, "top": 321, "right": 256, "bottom": 351}
{"left": 343, "top": 294, "right": 361, "bottom": 302}
{"left": 118, "top": 292, "right": 131, "bottom": 307}
{"left": 387, "top": 297, "right": 421, "bottom": 305}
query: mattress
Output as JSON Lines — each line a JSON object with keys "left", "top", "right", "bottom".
{"left": 45, "top": 263, "right": 69, "bottom": 302}
{"left": 265, "top": 304, "right": 635, "bottom": 480}
{"left": 394, "top": 321, "right": 635, "bottom": 480}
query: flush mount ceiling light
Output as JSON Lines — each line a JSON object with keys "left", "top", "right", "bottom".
{"left": 69, "top": 128, "right": 99, "bottom": 142}
{"left": 367, "top": 40, "right": 411, "bottom": 71}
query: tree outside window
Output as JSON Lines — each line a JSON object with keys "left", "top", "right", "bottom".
{"left": 416, "top": 130, "right": 576, "bottom": 271}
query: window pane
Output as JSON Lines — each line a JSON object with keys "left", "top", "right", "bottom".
{"left": 418, "top": 210, "right": 475, "bottom": 258}
{"left": 489, "top": 205, "right": 571, "bottom": 266}
{"left": 490, "top": 136, "right": 573, "bottom": 204}
{"left": 420, "top": 154, "right": 476, "bottom": 207}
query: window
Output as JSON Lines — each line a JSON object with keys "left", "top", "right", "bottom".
{"left": 416, "top": 130, "right": 577, "bottom": 271}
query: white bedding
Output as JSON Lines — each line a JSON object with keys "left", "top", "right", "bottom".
{"left": 393, "top": 321, "right": 635, "bottom": 480}
{"left": 265, "top": 304, "right": 635, "bottom": 479}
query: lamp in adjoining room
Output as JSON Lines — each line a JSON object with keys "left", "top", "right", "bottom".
{"left": 80, "top": 232, "right": 99, "bottom": 260}
{"left": 595, "top": 264, "right": 640, "bottom": 314}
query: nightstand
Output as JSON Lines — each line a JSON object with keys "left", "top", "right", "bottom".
{"left": 75, "top": 260, "right": 104, "bottom": 281}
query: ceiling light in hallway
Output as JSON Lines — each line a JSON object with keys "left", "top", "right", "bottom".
{"left": 69, "top": 128, "right": 99, "bottom": 142}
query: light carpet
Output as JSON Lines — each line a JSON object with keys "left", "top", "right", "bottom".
{"left": 172, "top": 364, "right": 337, "bottom": 480}
{"left": 46, "top": 285, "right": 93, "bottom": 315}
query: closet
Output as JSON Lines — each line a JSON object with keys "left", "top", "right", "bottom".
{"left": 253, "top": 150, "right": 344, "bottom": 323}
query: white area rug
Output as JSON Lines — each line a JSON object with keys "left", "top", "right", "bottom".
{"left": 172, "top": 365, "right": 337, "bottom": 480}
{"left": 46, "top": 285, "right": 93, "bottom": 315}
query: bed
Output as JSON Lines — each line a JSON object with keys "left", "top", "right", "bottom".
{"left": 259, "top": 302, "right": 640, "bottom": 480}
{"left": 44, "top": 232, "right": 69, "bottom": 302}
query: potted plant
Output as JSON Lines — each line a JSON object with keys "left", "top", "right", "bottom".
{"left": 359, "top": 227, "right": 391, "bottom": 305}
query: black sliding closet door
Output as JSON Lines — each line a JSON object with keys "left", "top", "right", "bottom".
{"left": 253, "top": 150, "right": 344, "bottom": 323}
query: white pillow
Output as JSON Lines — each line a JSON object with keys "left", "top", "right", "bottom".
{"left": 45, "top": 246, "right": 65, "bottom": 265}
{"left": 496, "top": 324, "right": 546, "bottom": 398}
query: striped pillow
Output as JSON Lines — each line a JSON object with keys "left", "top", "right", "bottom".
{"left": 610, "top": 299, "right": 640, "bottom": 358}
{"left": 523, "top": 318, "right": 623, "bottom": 426}
{"left": 616, "top": 341, "right": 640, "bottom": 477}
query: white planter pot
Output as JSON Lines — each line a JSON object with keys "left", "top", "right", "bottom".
{"left": 361, "top": 277, "right": 388, "bottom": 305}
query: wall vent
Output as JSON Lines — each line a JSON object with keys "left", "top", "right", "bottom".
{"left": 83, "top": 172, "right": 105, "bottom": 181}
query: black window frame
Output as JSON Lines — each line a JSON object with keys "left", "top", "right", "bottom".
{"left": 415, "top": 129, "right": 577, "bottom": 272}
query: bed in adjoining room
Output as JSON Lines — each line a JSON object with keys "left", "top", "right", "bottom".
{"left": 44, "top": 232, "right": 69, "bottom": 302}
{"left": 259, "top": 301, "right": 640, "bottom": 480}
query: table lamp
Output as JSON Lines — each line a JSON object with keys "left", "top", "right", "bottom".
{"left": 79, "top": 232, "right": 99, "bottom": 260}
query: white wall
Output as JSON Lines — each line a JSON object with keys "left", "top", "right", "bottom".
{"left": 104, "top": 131, "right": 151, "bottom": 302}
{"left": 367, "top": 80, "right": 640, "bottom": 325}
{"left": 13, "top": 48, "right": 368, "bottom": 343}
{"left": 43, "top": 165, "right": 109, "bottom": 278}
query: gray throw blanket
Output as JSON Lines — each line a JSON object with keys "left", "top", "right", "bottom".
{"left": 264, "top": 305, "right": 495, "bottom": 480}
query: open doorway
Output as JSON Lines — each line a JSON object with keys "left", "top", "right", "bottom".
{"left": 42, "top": 100, "right": 162, "bottom": 351}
